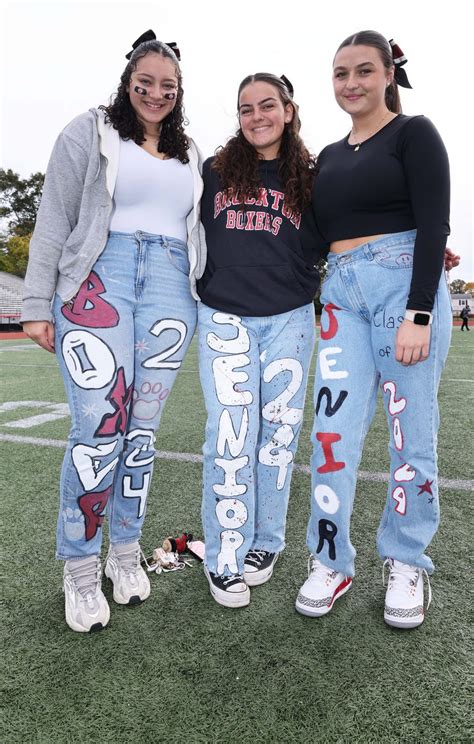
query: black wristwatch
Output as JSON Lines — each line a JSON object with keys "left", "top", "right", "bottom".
{"left": 404, "top": 310, "right": 433, "bottom": 326}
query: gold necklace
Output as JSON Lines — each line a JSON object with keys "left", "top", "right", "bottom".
{"left": 350, "top": 111, "right": 392, "bottom": 151}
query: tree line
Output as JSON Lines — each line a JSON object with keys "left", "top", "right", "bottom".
{"left": 0, "top": 169, "right": 44, "bottom": 277}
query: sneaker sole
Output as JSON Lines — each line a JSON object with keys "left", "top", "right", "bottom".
{"left": 89, "top": 622, "right": 107, "bottom": 633}
{"left": 384, "top": 610, "right": 424, "bottom": 629}
{"left": 65, "top": 606, "right": 110, "bottom": 633}
{"left": 104, "top": 564, "right": 151, "bottom": 606}
{"left": 204, "top": 567, "right": 250, "bottom": 608}
{"left": 244, "top": 556, "right": 278, "bottom": 587}
{"left": 65, "top": 618, "right": 109, "bottom": 633}
{"left": 295, "top": 577, "right": 352, "bottom": 617}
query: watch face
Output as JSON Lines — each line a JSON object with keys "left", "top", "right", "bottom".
{"left": 414, "top": 313, "right": 430, "bottom": 326}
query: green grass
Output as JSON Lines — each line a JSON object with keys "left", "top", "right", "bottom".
{"left": 1, "top": 330, "right": 473, "bottom": 743}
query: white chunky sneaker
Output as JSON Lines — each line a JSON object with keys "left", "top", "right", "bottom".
{"left": 204, "top": 565, "right": 250, "bottom": 608}
{"left": 105, "top": 542, "right": 151, "bottom": 605}
{"left": 244, "top": 550, "right": 279, "bottom": 587}
{"left": 295, "top": 555, "right": 352, "bottom": 617}
{"left": 63, "top": 555, "right": 110, "bottom": 633}
{"left": 383, "top": 558, "right": 431, "bottom": 629}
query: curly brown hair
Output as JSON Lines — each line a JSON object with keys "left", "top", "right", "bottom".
{"left": 99, "top": 40, "right": 190, "bottom": 163}
{"left": 212, "top": 73, "right": 316, "bottom": 214}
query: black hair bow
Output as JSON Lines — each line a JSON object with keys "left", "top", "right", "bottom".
{"left": 126, "top": 29, "right": 181, "bottom": 61}
{"left": 280, "top": 74, "right": 294, "bottom": 97}
{"left": 389, "top": 39, "right": 412, "bottom": 89}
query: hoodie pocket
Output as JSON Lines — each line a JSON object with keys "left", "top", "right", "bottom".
{"left": 199, "top": 263, "right": 311, "bottom": 315}
{"left": 58, "top": 206, "right": 109, "bottom": 277}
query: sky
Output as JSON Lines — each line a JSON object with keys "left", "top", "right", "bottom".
{"left": 1, "top": 0, "right": 472, "bottom": 280}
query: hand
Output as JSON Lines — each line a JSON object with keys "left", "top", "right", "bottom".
{"left": 444, "top": 247, "right": 461, "bottom": 271}
{"left": 395, "top": 319, "right": 430, "bottom": 365}
{"left": 22, "top": 320, "right": 55, "bottom": 353}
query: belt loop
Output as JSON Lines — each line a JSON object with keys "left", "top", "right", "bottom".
{"left": 364, "top": 244, "right": 374, "bottom": 261}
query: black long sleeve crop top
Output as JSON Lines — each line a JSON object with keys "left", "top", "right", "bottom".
{"left": 312, "top": 115, "right": 450, "bottom": 311}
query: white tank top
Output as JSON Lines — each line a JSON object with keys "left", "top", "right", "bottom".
{"left": 109, "top": 138, "right": 194, "bottom": 242}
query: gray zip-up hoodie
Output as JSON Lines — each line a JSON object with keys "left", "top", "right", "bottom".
{"left": 21, "top": 108, "right": 206, "bottom": 322}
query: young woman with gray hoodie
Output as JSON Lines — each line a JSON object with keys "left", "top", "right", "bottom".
{"left": 21, "top": 31, "right": 206, "bottom": 633}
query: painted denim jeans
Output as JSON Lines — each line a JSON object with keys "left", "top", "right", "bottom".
{"left": 198, "top": 302, "right": 316, "bottom": 576}
{"left": 53, "top": 231, "right": 197, "bottom": 559}
{"left": 306, "top": 231, "right": 452, "bottom": 576}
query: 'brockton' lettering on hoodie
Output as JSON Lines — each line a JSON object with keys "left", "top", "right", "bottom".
{"left": 214, "top": 187, "right": 301, "bottom": 236}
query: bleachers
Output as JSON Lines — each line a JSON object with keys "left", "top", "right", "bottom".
{"left": 0, "top": 271, "right": 23, "bottom": 325}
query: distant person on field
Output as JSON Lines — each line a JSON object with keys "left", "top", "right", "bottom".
{"left": 460, "top": 305, "right": 470, "bottom": 330}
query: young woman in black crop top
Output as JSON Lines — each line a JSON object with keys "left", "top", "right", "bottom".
{"left": 197, "top": 73, "right": 322, "bottom": 608}
{"left": 295, "top": 31, "right": 453, "bottom": 628}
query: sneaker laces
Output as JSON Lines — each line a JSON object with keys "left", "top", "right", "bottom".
{"left": 308, "top": 555, "right": 337, "bottom": 579}
{"left": 245, "top": 550, "right": 267, "bottom": 567}
{"left": 222, "top": 574, "right": 244, "bottom": 586}
{"left": 140, "top": 546, "right": 153, "bottom": 572}
{"left": 114, "top": 544, "right": 141, "bottom": 576}
{"left": 383, "top": 559, "right": 432, "bottom": 610}
{"left": 67, "top": 556, "right": 101, "bottom": 600}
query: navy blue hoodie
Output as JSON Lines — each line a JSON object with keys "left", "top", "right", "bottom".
{"left": 198, "top": 157, "right": 322, "bottom": 317}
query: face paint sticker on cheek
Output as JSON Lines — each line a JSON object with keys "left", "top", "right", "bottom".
{"left": 164, "top": 92, "right": 176, "bottom": 100}
{"left": 134, "top": 85, "right": 148, "bottom": 96}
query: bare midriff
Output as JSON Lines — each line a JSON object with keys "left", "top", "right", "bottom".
{"left": 329, "top": 234, "right": 386, "bottom": 253}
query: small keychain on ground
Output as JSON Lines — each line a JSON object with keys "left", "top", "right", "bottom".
{"left": 153, "top": 548, "right": 186, "bottom": 573}
{"left": 162, "top": 532, "right": 193, "bottom": 554}
{"left": 163, "top": 532, "right": 205, "bottom": 562}
{"left": 141, "top": 532, "right": 205, "bottom": 574}
{"left": 141, "top": 547, "right": 183, "bottom": 573}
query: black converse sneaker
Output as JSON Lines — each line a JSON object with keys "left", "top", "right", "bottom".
{"left": 244, "top": 550, "right": 279, "bottom": 586}
{"left": 204, "top": 565, "right": 250, "bottom": 608}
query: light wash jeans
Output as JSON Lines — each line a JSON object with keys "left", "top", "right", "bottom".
{"left": 53, "top": 231, "right": 197, "bottom": 560}
{"left": 198, "top": 302, "right": 316, "bottom": 576}
{"left": 306, "top": 231, "right": 452, "bottom": 576}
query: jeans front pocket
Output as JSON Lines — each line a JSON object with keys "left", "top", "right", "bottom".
{"left": 371, "top": 244, "right": 414, "bottom": 270}
{"left": 165, "top": 239, "right": 190, "bottom": 276}
{"left": 319, "top": 261, "right": 339, "bottom": 306}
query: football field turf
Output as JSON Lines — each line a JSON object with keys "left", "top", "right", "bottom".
{"left": 1, "top": 329, "right": 473, "bottom": 743}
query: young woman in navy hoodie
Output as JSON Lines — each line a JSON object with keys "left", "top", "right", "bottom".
{"left": 197, "top": 73, "right": 322, "bottom": 607}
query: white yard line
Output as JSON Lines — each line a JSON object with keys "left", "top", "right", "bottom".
{"left": 1, "top": 362, "right": 473, "bottom": 383}
{"left": 0, "top": 432, "right": 472, "bottom": 492}
{"left": 0, "top": 344, "right": 41, "bottom": 352}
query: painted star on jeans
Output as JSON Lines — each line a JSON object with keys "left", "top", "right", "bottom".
{"left": 81, "top": 403, "right": 98, "bottom": 418}
{"left": 417, "top": 479, "right": 434, "bottom": 495}
{"left": 135, "top": 339, "right": 150, "bottom": 355}
{"left": 119, "top": 517, "right": 131, "bottom": 529}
